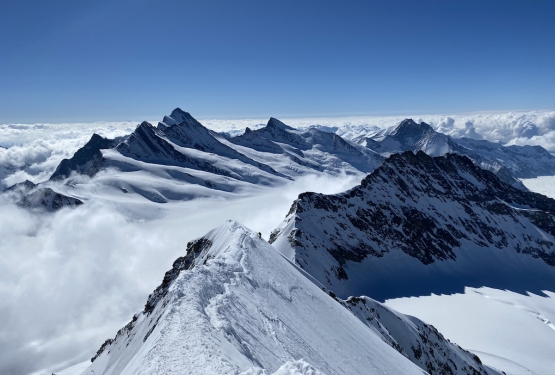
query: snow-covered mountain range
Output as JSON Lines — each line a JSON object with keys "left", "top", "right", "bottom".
{"left": 270, "top": 151, "right": 555, "bottom": 299}
{"left": 6, "top": 108, "right": 555, "bottom": 209}
{"left": 37, "top": 109, "right": 382, "bottom": 205}
{"left": 6, "top": 109, "right": 555, "bottom": 374}
{"left": 36, "top": 110, "right": 555, "bottom": 205}
{"left": 78, "top": 221, "right": 499, "bottom": 375}
{"left": 353, "top": 119, "right": 555, "bottom": 189}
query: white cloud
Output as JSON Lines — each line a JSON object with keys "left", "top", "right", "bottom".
{"left": 0, "top": 122, "right": 135, "bottom": 188}
{"left": 0, "top": 172, "right": 362, "bottom": 375}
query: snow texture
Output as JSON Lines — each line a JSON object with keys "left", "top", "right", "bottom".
{"left": 81, "top": 221, "right": 426, "bottom": 375}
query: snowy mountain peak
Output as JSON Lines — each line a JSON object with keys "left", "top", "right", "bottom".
{"left": 158, "top": 108, "right": 202, "bottom": 128}
{"left": 267, "top": 117, "right": 294, "bottom": 130}
{"left": 270, "top": 151, "right": 555, "bottom": 298}
{"left": 50, "top": 133, "right": 123, "bottom": 181}
{"left": 391, "top": 118, "right": 433, "bottom": 135}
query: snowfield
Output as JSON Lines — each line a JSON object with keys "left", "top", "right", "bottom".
{"left": 386, "top": 287, "right": 555, "bottom": 375}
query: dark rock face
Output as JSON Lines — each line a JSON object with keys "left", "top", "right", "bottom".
{"left": 3, "top": 179, "right": 83, "bottom": 211}
{"left": 341, "top": 296, "right": 491, "bottom": 375}
{"left": 19, "top": 188, "right": 83, "bottom": 210}
{"left": 50, "top": 133, "right": 123, "bottom": 180}
{"left": 271, "top": 151, "right": 555, "bottom": 288}
{"left": 143, "top": 238, "right": 213, "bottom": 314}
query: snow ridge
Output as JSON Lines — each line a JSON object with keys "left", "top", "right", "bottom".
{"left": 83, "top": 221, "right": 429, "bottom": 375}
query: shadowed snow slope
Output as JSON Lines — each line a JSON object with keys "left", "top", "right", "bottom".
{"left": 81, "top": 221, "right": 426, "bottom": 375}
{"left": 270, "top": 151, "right": 555, "bottom": 300}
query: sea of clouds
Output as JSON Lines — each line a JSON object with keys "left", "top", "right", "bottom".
{"left": 0, "top": 172, "right": 361, "bottom": 375}
{"left": 1, "top": 110, "right": 555, "bottom": 375}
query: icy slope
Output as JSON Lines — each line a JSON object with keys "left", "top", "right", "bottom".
{"left": 386, "top": 287, "right": 555, "bottom": 375}
{"left": 82, "top": 221, "right": 426, "bottom": 375}
{"left": 270, "top": 151, "right": 555, "bottom": 299}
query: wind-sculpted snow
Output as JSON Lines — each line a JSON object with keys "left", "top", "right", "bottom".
{"left": 341, "top": 296, "right": 492, "bottom": 375}
{"left": 270, "top": 151, "right": 555, "bottom": 299}
{"left": 83, "top": 221, "right": 427, "bottom": 375}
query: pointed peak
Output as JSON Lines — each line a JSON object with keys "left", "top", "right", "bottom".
{"left": 4, "top": 179, "right": 37, "bottom": 193}
{"left": 138, "top": 121, "right": 154, "bottom": 129}
{"left": 391, "top": 118, "right": 433, "bottom": 135}
{"left": 267, "top": 117, "right": 293, "bottom": 130}
{"left": 89, "top": 133, "right": 104, "bottom": 141}
{"left": 171, "top": 107, "right": 188, "bottom": 117}
{"left": 158, "top": 108, "right": 202, "bottom": 128}
{"left": 244, "top": 127, "right": 252, "bottom": 134}
{"left": 206, "top": 220, "right": 255, "bottom": 239}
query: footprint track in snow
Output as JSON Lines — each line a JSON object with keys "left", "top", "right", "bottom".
{"left": 473, "top": 289, "right": 555, "bottom": 331}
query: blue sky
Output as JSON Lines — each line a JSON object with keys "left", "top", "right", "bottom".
{"left": 1, "top": 0, "right": 554, "bottom": 123}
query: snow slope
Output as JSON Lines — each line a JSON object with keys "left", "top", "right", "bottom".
{"left": 521, "top": 175, "right": 555, "bottom": 199}
{"left": 80, "top": 221, "right": 427, "bottom": 375}
{"left": 386, "top": 288, "right": 555, "bottom": 375}
{"left": 341, "top": 296, "right": 493, "bottom": 375}
{"left": 270, "top": 151, "right": 555, "bottom": 299}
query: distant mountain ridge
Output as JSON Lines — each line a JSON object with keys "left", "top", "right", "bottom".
{"left": 10, "top": 110, "right": 555, "bottom": 205}
{"left": 3, "top": 179, "right": 82, "bottom": 211}
{"left": 354, "top": 118, "right": 555, "bottom": 188}
{"left": 40, "top": 108, "right": 384, "bottom": 203}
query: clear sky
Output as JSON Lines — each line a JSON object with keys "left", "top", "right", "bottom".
{"left": 1, "top": 0, "right": 554, "bottom": 123}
